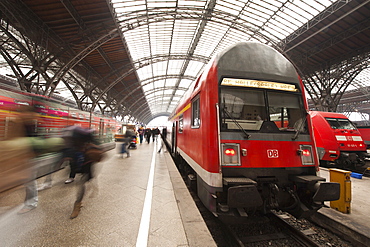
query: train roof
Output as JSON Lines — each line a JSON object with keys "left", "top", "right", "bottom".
{"left": 216, "top": 42, "right": 300, "bottom": 86}
{"left": 309, "top": 111, "right": 348, "bottom": 119}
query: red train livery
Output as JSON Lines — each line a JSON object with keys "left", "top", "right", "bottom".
{"left": 165, "top": 42, "right": 339, "bottom": 218}
{"left": 310, "top": 111, "right": 368, "bottom": 169}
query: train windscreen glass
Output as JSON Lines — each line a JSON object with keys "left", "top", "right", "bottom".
{"left": 220, "top": 87, "right": 307, "bottom": 133}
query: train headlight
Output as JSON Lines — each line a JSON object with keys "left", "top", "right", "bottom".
{"left": 224, "top": 148, "right": 236, "bottom": 156}
{"left": 302, "top": 149, "right": 310, "bottom": 156}
{"left": 221, "top": 143, "right": 241, "bottom": 166}
{"left": 298, "top": 145, "right": 314, "bottom": 165}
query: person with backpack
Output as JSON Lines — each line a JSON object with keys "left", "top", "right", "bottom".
{"left": 66, "top": 127, "right": 105, "bottom": 219}
{"left": 119, "top": 130, "right": 132, "bottom": 158}
{"left": 138, "top": 127, "right": 144, "bottom": 144}
{"left": 144, "top": 128, "right": 152, "bottom": 143}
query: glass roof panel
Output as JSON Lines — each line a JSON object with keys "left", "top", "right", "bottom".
{"left": 154, "top": 80, "right": 165, "bottom": 89}
{"left": 184, "top": 60, "right": 205, "bottom": 77}
{"left": 138, "top": 66, "right": 153, "bottom": 82}
{"left": 167, "top": 59, "right": 184, "bottom": 74}
{"left": 193, "top": 22, "right": 228, "bottom": 57}
{"left": 178, "top": 79, "right": 194, "bottom": 89}
{"left": 164, "top": 78, "right": 177, "bottom": 87}
{"left": 215, "top": 1, "right": 242, "bottom": 16}
{"left": 147, "top": 0, "right": 177, "bottom": 8}
{"left": 178, "top": 0, "right": 207, "bottom": 7}
{"left": 172, "top": 20, "right": 199, "bottom": 53}
{"left": 142, "top": 82, "right": 154, "bottom": 92}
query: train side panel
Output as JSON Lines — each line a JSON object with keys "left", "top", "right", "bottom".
{"left": 175, "top": 62, "right": 221, "bottom": 174}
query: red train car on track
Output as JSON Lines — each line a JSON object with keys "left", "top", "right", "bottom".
{"left": 165, "top": 42, "right": 339, "bottom": 218}
{"left": 0, "top": 87, "right": 121, "bottom": 192}
{"left": 310, "top": 111, "right": 369, "bottom": 169}
{"left": 0, "top": 88, "right": 120, "bottom": 142}
{"left": 357, "top": 126, "right": 370, "bottom": 149}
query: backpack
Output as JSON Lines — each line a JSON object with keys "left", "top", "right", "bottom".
{"left": 85, "top": 144, "right": 105, "bottom": 162}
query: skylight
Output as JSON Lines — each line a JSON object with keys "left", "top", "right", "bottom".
{"left": 110, "top": 0, "right": 337, "bottom": 116}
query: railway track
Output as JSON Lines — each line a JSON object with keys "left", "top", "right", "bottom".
{"left": 193, "top": 198, "right": 354, "bottom": 247}
{"left": 218, "top": 211, "right": 321, "bottom": 247}
{"left": 180, "top": 174, "right": 354, "bottom": 246}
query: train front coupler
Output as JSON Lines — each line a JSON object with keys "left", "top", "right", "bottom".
{"left": 286, "top": 175, "right": 340, "bottom": 218}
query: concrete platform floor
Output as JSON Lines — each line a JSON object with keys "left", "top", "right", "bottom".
{"left": 0, "top": 140, "right": 216, "bottom": 246}
{"left": 314, "top": 167, "right": 370, "bottom": 246}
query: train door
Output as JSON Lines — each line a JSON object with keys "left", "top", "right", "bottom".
{"left": 4, "top": 116, "right": 15, "bottom": 139}
{"left": 171, "top": 122, "right": 177, "bottom": 154}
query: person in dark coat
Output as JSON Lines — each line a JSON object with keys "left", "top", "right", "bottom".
{"left": 152, "top": 127, "right": 160, "bottom": 142}
{"left": 144, "top": 128, "right": 152, "bottom": 143}
{"left": 138, "top": 127, "right": 144, "bottom": 144}
{"left": 68, "top": 127, "right": 104, "bottom": 219}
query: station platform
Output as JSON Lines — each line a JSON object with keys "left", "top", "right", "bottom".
{"left": 314, "top": 167, "right": 370, "bottom": 246}
{"left": 0, "top": 140, "right": 216, "bottom": 246}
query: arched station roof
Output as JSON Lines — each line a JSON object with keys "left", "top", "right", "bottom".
{"left": 0, "top": 0, "right": 369, "bottom": 124}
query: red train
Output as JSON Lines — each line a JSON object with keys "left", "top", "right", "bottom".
{"left": 0, "top": 87, "right": 121, "bottom": 142}
{"left": 357, "top": 126, "right": 370, "bottom": 149}
{"left": 0, "top": 86, "right": 122, "bottom": 192}
{"left": 165, "top": 42, "right": 339, "bottom": 218}
{"left": 310, "top": 111, "right": 369, "bottom": 169}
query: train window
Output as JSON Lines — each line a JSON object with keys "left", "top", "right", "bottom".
{"left": 325, "top": 118, "right": 356, "bottom": 130}
{"left": 34, "top": 104, "right": 46, "bottom": 109}
{"left": 14, "top": 100, "right": 29, "bottom": 106}
{"left": 267, "top": 92, "right": 307, "bottom": 133}
{"left": 191, "top": 95, "right": 200, "bottom": 128}
{"left": 179, "top": 115, "right": 184, "bottom": 133}
{"left": 221, "top": 89, "right": 265, "bottom": 131}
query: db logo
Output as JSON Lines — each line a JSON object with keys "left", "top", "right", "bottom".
{"left": 346, "top": 136, "right": 353, "bottom": 141}
{"left": 267, "top": 149, "right": 279, "bottom": 158}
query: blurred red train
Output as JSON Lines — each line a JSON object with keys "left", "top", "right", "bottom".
{"left": 0, "top": 88, "right": 121, "bottom": 142}
{"left": 164, "top": 42, "right": 339, "bottom": 218}
{"left": 0, "top": 86, "right": 122, "bottom": 192}
{"left": 310, "top": 111, "right": 369, "bottom": 169}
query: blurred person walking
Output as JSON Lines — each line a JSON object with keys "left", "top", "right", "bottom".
{"left": 62, "top": 126, "right": 84, "bottom": 184}
{"left": 67, "top": 127, "right": 104, "bottom": 219}
{"left": 119, "top": 130, "right": 132, "bottom": 158}
{"left": 0, "top": 105, "right": 64, "bottom": 214}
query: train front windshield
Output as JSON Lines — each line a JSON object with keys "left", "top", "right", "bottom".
{"left": 220, "top": 88, "right": 307, "bottom": 133}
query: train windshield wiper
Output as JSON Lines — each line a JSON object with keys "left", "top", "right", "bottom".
{"left": 223, "top": 108, "right": 250, "bottom": 139}
{"left": 292, "top": 115, "right": 307, "bottom": 140}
